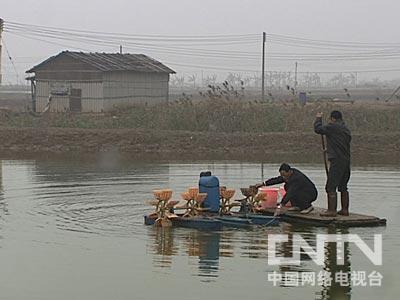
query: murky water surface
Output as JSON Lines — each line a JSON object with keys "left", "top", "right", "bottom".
{"left": 0, "top": 159, "right": 398, "bottom": 300}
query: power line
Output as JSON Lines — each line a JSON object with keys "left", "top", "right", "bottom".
{"left": 3, "top": 19, "right": 400, "bottom": 83}
{"left": 5, "top": 22, "right": 259, "bottom": 43}
{"left": 6, "top": 20, "right": 258, "bottom": 38}
{"left": 267, "top": 33, "right": 400, "bottom": 48}
{"left": 7, "top": 20, "right": 400, "bottom": 48}
{"left": 6, "top": 23, "right": 400, "bottom": 60}
{"left": 1, "top": 37, "right": 21, "bottom": 84}
{"left": 8, "top": 23, "right": 395, "bottom": 56}
{"left": 166, "top": 61, "right": 400, "bottom": 74}
{"left": 8, "top": 29, "right": 400, "bottom": 62}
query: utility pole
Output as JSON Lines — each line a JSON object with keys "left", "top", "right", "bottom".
{"left": 261, "top": 32, "right": 266, "bottom": 101}
{"left": 355, "top": 72, "right": 358, "bottom": 88}
{"left": 294, "top": 61, "right": 298, "bottom": 92}
{"left": 0, "top": 18, "right": 4, "bottom": 84}
{"left": 261, "top": 162, "right": 264, "bottom": 182}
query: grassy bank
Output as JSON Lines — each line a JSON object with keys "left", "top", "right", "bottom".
{"left": 1, "top": 101, "right": 399, "bottom": 133}
{"left": 0, "top": 127, "right": 398, "bottom": 164}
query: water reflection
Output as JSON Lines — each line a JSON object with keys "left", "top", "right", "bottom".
{"left": 0, "top": 161, "right": 4, "bottom": 246}
{"left": 197, "top": 231, "right": 220, "bottom": 278}
{"left": 318, "top": 227, "right": 352, "bottom": 300}
{"left": 267, "top": 224, "right": 353, "bottom": 298}
{"left": 147, "top": 227, "right": 223, "bottom": 280}
{"left": 275, "top": 223, "right": 317, "bottom": 276}
{"left": 0, "top": 161, "right": 5, "bottom": 216}
{"left": 147, "top": 224, "right": 354, "bottom": 297}
{"left": 147, "top": 227, "right": 179, "bottom": 268}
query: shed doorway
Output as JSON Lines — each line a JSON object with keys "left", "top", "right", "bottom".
{"left": 69, "top": 89, "right": 82, "bottom": 112}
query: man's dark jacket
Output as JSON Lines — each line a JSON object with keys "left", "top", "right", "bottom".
{"left": 264, "top": 168, "right": 318, "bottom": 206}
{"left": 314, "top": 117, "right": 352, "bottom": 161}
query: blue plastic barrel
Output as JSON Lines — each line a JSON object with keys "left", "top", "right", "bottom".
{"left": 299, "top": 92, "right": 307, "bottom": 105}
{"left": 199, "top": 175, "right": 220, "bottom": 213}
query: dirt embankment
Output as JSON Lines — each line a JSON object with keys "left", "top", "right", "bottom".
{"left": 0, "top": 127, "right": 398, "bottom": 163}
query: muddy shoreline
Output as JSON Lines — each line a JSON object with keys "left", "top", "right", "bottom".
{"left": 0, "top": 127, "right": 398, "bottom": 164}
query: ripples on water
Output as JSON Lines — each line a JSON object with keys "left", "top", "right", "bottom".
{"left": 0, "top": 159, "right": 398, "bottom": 300}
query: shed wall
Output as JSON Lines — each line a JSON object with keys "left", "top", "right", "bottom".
{"left": 36, "top": 80, "right": 104, "bottom": 112}
{"left": 102, "top": 72, "right": 169, "bottom": 110}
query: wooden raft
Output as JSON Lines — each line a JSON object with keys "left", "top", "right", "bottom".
{"left": 260, "top": 207, "right": 387, "bottom": 227}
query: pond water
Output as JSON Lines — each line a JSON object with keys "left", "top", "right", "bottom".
{"left": 0, "top": 159, "right": 398, "bottom": 300}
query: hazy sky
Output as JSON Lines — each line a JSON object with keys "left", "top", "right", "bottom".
{"left": 1, "top": 0, "right": 400, "bottom": 84}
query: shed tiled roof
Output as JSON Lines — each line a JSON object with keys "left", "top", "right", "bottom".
{"left": 26, "top": 51, "right": 175, "bottom": 73}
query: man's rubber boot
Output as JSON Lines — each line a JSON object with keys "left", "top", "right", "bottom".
{"left": 338, "top": 191, "right": 350, "bottom": 216}
{"left": 320, "top": 192, "right": 337, "bottom": 217}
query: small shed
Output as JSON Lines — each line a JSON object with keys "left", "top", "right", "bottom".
{"left": 26, "top": 51, "right": 175, "bottom": 112}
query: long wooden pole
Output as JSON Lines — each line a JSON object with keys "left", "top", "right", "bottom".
{"left": 321, "top": 135, "right": 329, "bottom": 176}
{"left": 261, "top": 32, "right": 266, "bottom": 101}
{"left": 261, "top": 161, "right": 264, "bottom": 182}
{"left": 0, "top": 18, "right": 4, "bottom": 85}
{"left": 294, "top": 61, "right": 298, "bottom": 92}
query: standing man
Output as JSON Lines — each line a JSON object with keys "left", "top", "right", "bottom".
{"left": 314, "top": 110, "right": 352, "bottom": 217}
{"left": 255, "top": 163, "right": 318, "bottom": 216}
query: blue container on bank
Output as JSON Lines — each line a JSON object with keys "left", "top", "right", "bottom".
{"left": 299, "top": 92, "right": 307, "bottom": 105}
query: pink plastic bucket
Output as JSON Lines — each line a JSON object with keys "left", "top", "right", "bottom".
{"left": 258, "top": 186, "right": 289, "bottom": 208}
